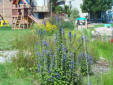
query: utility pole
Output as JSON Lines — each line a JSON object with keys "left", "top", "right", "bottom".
{"left": 50, "top": 0, "right": 52, "bottom": 17}
{"left": 3, "top": 0, "right": 4, "bottom": 19}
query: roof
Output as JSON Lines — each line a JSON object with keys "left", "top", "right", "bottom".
{"left": 13, "top": 0, "right": 30, "bottom": 5}
{"left": 76, "top": 17, "right": 86, "bottom": 20}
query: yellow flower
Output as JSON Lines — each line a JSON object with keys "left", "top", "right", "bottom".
{"left": 37, "top": 21, "right": 58, "bottom": 32}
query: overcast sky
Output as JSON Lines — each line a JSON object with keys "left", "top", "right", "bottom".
{"left": 65, "top": 0, "right": 88, "bottom": 17}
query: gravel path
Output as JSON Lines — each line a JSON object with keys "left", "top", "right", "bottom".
{"left": 92, "top": 27, "right": 113, "bottom": 37}
{"left": 92, "top": 57, "right": 110, "bottom": 74}
{"left": 0, "top": 51, "right": 18, "bottom": 63}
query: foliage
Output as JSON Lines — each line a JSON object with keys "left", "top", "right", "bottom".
{"left": 49, "top": 16, "right": 74, "bottom": 30}
{"left": 34, "top": 27, "right": 93, "bottom": 85}
{"left": 81, "top": 0, "right": 112, "bottom": 19}
{"left": 62, "top": 21, "right": 74, "bottom": 30}
{"left": 70, "top": 8, "right": 80, "bottom": 20}
{"left": 0, "top": 64, "right": 34, "bottom": 85}
{"left": 78, "top": 53, "right": 93, "bottom": 76}
{"left": 82, "top": 28, "right": 113, "bottom": 61}
{"left": 88, "top": 40, "right": 113, "bottom": 60}
{"left": 0, "top": 29, "right": 31, "bottom": 50}
{"left": 14, "top": 31, "right": 36, "bottom": 50}
{"left": 12, "top": 52, "right": 37, "bottom": 73}
{"left": 32, "top": 21, "right": 58, "bottom": 35}
{"left": 83, "top": 70, "right": 113, "bottom": 85}
{"left": 55, "top": 6, "right": 63, "bottom": 14}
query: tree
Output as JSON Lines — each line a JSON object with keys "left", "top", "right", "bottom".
{"left": 81, "top": 0, "right": 112, "bottom": 20}
{"left": 51, "top": 0, "right": 65, "bottom": 13}
{"left": 70, "top": 8, "right": 80, "bottom": 19}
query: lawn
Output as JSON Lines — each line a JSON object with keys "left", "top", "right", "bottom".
{"left": 0, "top": 24, "right": 113, "bottom": 85}
{"left": 0, "top": 28, "right": 31, "bottom": 50}
{"left": 0, "top": 63, "right": 36, "bottom": 85}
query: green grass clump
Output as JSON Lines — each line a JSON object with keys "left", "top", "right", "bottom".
{"left": 83, "top": 70, "right": 113, "bottom": 85}
{"left": 0, "top": 29, "right": 31, "bottom": 50}
{"left": 88, "top": 40, "right": 113, "bottom": 61}
{"left": 102, "top": 71, "right": 113, "bottom": 85}
{"left": 0, "top": 63, "right": 34, "bottom": 85}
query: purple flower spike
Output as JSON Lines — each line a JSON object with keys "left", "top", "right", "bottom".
{"left": 43, "top": 40, "right": 49, "bottom": 47}
{"left": 56, "top": 15, "right": 59, "bottom": 23}
{"left": 52, "top": 56, "right": 55, "bottom": 68}
{"left": 74, "top": 33, "right": 76, "bottom": 39}
{"left": 43, "top": 29, "right": 46, "bottom": 34}
{"left": 56, "top": 72, "right": 61, "bottom": 79}
{"left": 63, "top": 30, "right": 65, "bottom": 36}
{"left": 37, "top": 52, "right": 41, "bottom": 56}
{"left": 43, "top": 21, "right": 46, "bottom": 26}
{"left": 37, "top": 64, "right": 40, "bottom": 72}
{"left": 69, "top": 32, "right": 71, "bottom": 41}
{"left": 81, "top": 35, "right": 84, "bottom": 41}
{"left": 55, "top": 33, "right": 57, "bottom": 43}
{"left": 50, "top": 49, "right": 52, "bottom": 57}
{"left": 34, "top": 48, "right": 38, "bottom": 51}
{"left": 39, "top": 29, "right": 42, "bottom": 35}
{"left": 60, "top": 28, "right": 63, "bottom": 32}
{"left": 42, "top": 49, "right": 45, "bottom": 56}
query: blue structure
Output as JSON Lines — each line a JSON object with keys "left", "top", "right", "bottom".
{"left": 101, "top": 10, "right": 113, "bottom": 23}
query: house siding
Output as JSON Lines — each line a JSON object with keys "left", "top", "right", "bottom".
{"left": 0, "top": 0, "right": 12, "bottom": 24}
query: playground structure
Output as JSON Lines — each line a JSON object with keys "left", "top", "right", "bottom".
{"left": 0, "top": 14, "right": 9, "bottom": 27}
{"left": 0, "top": 0, "right": 50, "bottom": 29}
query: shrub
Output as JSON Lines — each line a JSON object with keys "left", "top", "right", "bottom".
{"left": 62, "top": 21, "right": 74, "bottom": 30}
{"left": 34, "top": 28, "right": 92, "bottom": 85}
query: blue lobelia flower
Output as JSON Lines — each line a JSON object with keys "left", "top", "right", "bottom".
{"left": 69, "top": 32, "right": 72, "bottom": 41}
